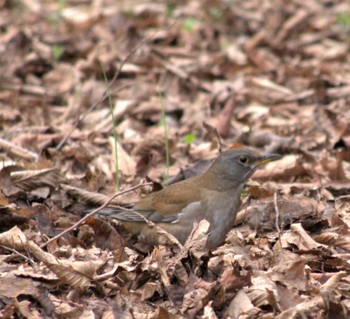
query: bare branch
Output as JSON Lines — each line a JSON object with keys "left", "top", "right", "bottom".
{"left": 40, "top": 182, "right": 152, "bottom": 248}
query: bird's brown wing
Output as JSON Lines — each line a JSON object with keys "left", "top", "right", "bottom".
{"left": 99, "top": 177, "right": 203, "bottom": 224}
{"left": 100, "top": 208, "right": 181, "bottom": 223}
{"left": 134, "top": 177, "right": 202, "bottom": 222}
{"left": 96, "top": 206, "right": 153, "bottom": 222}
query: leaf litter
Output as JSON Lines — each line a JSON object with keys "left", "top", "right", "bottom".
{"left": 0, "top": 0, "right": 350, "bottom": 318}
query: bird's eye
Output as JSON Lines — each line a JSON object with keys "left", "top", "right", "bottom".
{"left": 238, "top": 156, "right": 249, "bottom": 164}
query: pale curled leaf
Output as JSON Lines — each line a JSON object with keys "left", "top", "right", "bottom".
{"left": 270, "top": 259, "right": 308, "bottom": 291}
{"left": 154, "top": 225, "right": 183, "bottom": 247}
{"left": 0, "top": 226, "right": 28, "bottom": 250}
{"left": 26, "top": 240, "right": 103, "bottom": 291}
{"left": 181, "top": 274, "right": 216, "bottom": 318}
{"left": 0, "top": 227, "right": 94, "bottom": 291}
{"left": 290, "top": 223, "right": 328, "bottom": 250}
{"left": 313, "top": 232, "right": 350, "bottom": 251}
{"left": 47, "top": 263, "right": 92, "bottom": 291}
{"left": 62, "top": 184, "right": 110, "bottom": 206}
{"left": 15, "top": 299, "right": 42, "bottom": 319}
{"left": 180, "top": 219, "right": 210, "bottom": 260}
{"left": 275, "top": 295, "right": 324, "bottom": 319}
{"left": 148, "top": 245, "right": 173, "bottom": 288}
{"left": 0, "top": 137, "right": 39, "bottom": 161}
{"left": 0, "top": 273, "right": 44, "bottom": 309}
{"left": 139, "top": 282, "right": 162, "bottom": 301}
{"left": 109, "top": 137, "right": 136, "bottom": 176}
{"left": 320, "top": 271, "right": 347, "bottom": 291}
{"left": 9, "top": 167, "right": 63, "bottom": 191}
{"left": 202, "top": 301, "right": 218, "bottom": 319}
{"left": 50, "top": 295, "right": 81, "bottom": 318}
{"left": 247, "top": 272, "right": 278, "bottom": 308}
{"left": 226, "top": 290, "right": 260, "bottom": 319}
{"left": 13, "top": 264, "right": 59, "bottom": 281}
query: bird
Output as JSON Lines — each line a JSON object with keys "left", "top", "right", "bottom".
{"left": 95, "top": 147, "right": 281, "bottom": 249}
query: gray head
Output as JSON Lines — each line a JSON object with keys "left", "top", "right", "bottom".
{"left": 207, "top": 148, "right": 281, "bottom": 188}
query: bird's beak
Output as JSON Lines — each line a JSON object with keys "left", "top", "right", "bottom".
{"left": 254, "top": 153, "right": 282, "bottom": 167}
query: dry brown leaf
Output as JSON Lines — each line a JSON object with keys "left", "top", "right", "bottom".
{"left": 2, "top": 0, "right": 350, "bottom": 317}
{"left": 0, "top": 226, "right": 103, "bottom": 292}
{"left": 14, "top": 299, "right": 42, "bottom": 319}
{"left": 201, "top": 301, "right": 218, "bottom": 319}
{"left": 27, "top": 240, "right": 101, "bottom": 291}
{"left": 225, "top": 290, "right": 260, "bottom": 319}
{"left": 0, "top": 226, "right": 28, "bottom": 249}
{"left": 0, "top": 166, "right": 63, "bottom": 197}
{"left": 181, "top": 274, "right": 216, "bottom": 318}
{"left": 253, "top": 154, "right": 305, "bottom": 181}
{"left": 179, "top": 219, "right": 210, "bottom": 261}
{"left": 313, "top": 232, "right": 350, "bottom": 251}
{"left": 62, "top": 184, "right": 110, "bottom": 205}
{"left": 246, "top": 271, "right": 278, "bottom": 308}
{"left": 270, "top": 259, "right": 308, "bottom": 291}
{"left": 236, "top": 196, "right": 317, "bottom": 231}
{"left": 109, "top": 138, "right": 136, "bottom": 177}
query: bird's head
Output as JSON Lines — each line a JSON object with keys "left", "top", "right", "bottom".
{"left": 208, "top": 147, "right": 281, "bottom": 188}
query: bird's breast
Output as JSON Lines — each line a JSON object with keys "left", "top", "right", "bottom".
{"left": 202, "top": 188, "right": 242, "bottom": 248}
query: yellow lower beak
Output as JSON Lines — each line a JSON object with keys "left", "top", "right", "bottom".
{"left": 255, "top": 153, "right": 282, "bottom": 167}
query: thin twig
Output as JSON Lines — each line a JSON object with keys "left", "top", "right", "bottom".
{"left": 158, "top": 88, "right": 170, "bottom": 185}
{"left": 40, "top": 182, "right": 152, "bottom": 248}
{"left": 0, "top": 245, "right": 35, "bottom": 264}
{"left": 108, "top": 204, "right": 182, "bottom": 248}
{"left": 0, "top": 137, "right": 39, "bottom": 161}
{"left": 273, "top": 192, "right": 283, "bottom": 246}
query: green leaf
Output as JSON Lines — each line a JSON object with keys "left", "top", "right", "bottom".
{"left": 166, "top": 3, "right": 176, "bottom": 18}
{"left": 337, "top": 12, "right": 350, "bottom": 28}
{"left": 182, "top": 18, "right": 197, "bottom": 32}
{"left": 209, "top": 8, "right": 222, "bottom": 19}
{"left": 52, "top": 44, "right": 65, "bottom": 60}
{"left": 183, "top": 133, "right": 196, "bottom": 144}
{"left": 240, "top": 188, "right": 248, "bottom": 196}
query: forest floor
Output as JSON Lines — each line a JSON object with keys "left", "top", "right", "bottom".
{"left": 1, "top": 0, "right": 350, "bottom": 318}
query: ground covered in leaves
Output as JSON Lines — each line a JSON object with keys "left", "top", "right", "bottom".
{"left": 1, "top": 0, "right": 350, "bottom": 318}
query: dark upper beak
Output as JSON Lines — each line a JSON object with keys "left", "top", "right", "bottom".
{"left": 254, "top": 153, "right": 282, "bottom": 167}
